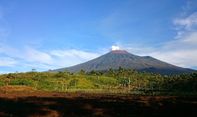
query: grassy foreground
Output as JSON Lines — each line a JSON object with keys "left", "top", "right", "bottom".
{"left": 0, "top": 68, "right": 196, "bottom": 95}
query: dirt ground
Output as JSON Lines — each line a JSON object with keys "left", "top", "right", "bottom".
{"left": 0, "top": 86, "right": 196, "bottom": 117}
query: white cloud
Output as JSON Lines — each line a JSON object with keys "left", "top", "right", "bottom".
{"left": 50, "top": 49, "right": 100, "bottom": 67}
{"left": 154, "top": 12, "right": 197, "bottom": 68}
{"left": 150, "top": 48, "right": 197, "bottom": 67}
{"left": 51, "top": 49, "right": 99, "bottom": 60}
{"left": 0, "top": 45, "right": 101, "bottom": 72}
{"left": 182, "top": 31, "right": 197, "bottom": 44}
{"left": 0, "top": 57, "right": 17, "bottom": 66}
{"left": 25, "top": 47, "right": 53, "bottom": 64}
{"left": 174, "top": 12, "right": 197, "bottom": 30}
{"left": 123, "top": 12, "right": 197, "bottom": 68}
{"left": 111, "top": 45, "right": 120, "bottom": 51}
{"left": 124, "top": 40, "right": 197, "bottom": 68}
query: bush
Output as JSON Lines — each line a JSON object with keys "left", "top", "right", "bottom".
{"left": 36, "top": 80, "right": 55, "bottom": 90}
{"left": 68, "top": 79, "right": 78, "bottom": 88}
{"left": 0, "top": 80, "right": 5, "bottom": 86}
{"left": 96, "top": 76, "right": 118, "bottom": 85}
{"left": 9, "top": 78, "right": 34, "bottom": 86}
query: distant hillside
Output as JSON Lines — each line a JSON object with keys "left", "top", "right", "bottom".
{"left": 53, "top": 50, "right": 195, "bottom": 75}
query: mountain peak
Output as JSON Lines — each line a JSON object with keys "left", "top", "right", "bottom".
{"left": 110, "top": 50, "right": 128, "bottom": 54}
{"left": 110, "top": 45, "right": 128, "bottom": 54}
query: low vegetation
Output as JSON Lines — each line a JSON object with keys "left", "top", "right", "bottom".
{"left": 0, "top": 68, "right": 196, "bottom": 95}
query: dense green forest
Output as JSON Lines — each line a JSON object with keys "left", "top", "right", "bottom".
{"left": 0, "top": 68, "right": 197, "bottom": 95}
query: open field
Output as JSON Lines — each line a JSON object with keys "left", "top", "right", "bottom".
{"left": 0, "top": 87, "right": 197, "bottom": 117}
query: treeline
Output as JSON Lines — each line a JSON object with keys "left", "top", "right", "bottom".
{"left": 0, "top": 68, "right": 196, "bottom": 95}
{"left": 87, "top": 68, "right": 197, "bottom": 94}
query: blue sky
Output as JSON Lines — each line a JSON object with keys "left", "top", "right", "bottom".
{"left": 0, "top": 0, "right": 197, "bottom": 73}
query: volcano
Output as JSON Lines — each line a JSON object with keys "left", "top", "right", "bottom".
{"left": 54, "top": 50, "right": 195, "bottom": 75}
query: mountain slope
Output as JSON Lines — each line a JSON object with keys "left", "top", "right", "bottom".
{"left": 54, "top": 50, "right": 194, "bottom": 75}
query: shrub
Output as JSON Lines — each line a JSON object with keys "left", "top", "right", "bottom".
{"left": 36, "top": 80, "right": 55, "bottom": 90}
{"left": 68, "top": 79, "right": 78, "bottom": 88}
{"left": 0, "top": 80, "right": 5, "bottom": 86}
{"left": 9, "top": 78, "right": 34, "bottom": 86}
